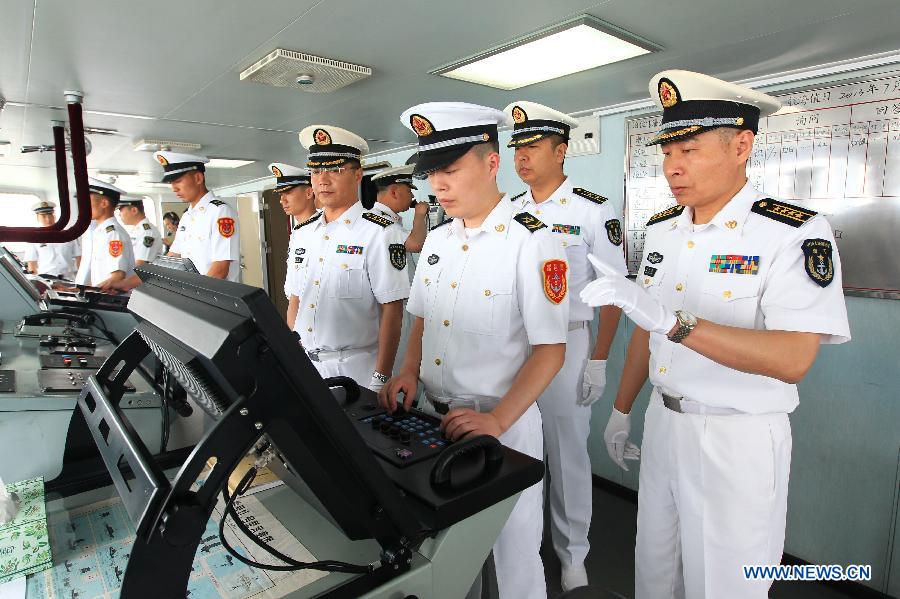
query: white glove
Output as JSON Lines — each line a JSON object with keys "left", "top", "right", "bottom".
{"left": 582, "top": 254, "right": 677, "bottom": 336}
{"left": 368, "top": 373, "right": 387, "bottom": 393}
{"left": 579, "top": 360, "right": 607, "bottom": 406}
{"left": 604, "top": 408, "right": 641, "bottom": 471}
{"left": 0, "top": 476, "right": 19, "bottom": 525}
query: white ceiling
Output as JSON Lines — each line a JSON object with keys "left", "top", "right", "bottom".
{"left": 2, "top": 0, "right": 900, "bottom": 199}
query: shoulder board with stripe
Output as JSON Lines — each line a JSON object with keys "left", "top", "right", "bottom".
{"left": 513, "top": 212, "right": 547, "bottom": 232}
{"left": 750, "top": 199, "right": 817, "bottom": 227}
{"left": 294, "top": 212, "right": 321, "bottom": 230}
{"left": 209, "top": 199, "right": 225, "bottom": 206}
{"left": 105, "top": 225, "right": 115, "bottom": 233}
{"left": 362, "top": 212, "right": 394, "bottom": 228}
{"left": 510, "top": 191, "right": 527, "bottom": 202}
{"left": 573, "top": 187, "right": 608, "bottom": 205}
{"left": 142, "top": 223, "right": 152, "bottom": 230}
{"left": 429, "top": 218, "right": 451, "bottom": 231}
{"left": 646, "top": 204, "right": 685, "bottom": 226}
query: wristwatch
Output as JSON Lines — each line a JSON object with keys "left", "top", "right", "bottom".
{"left": 372, "top": 371, "right": 389, "bottom": 384}
{"left": 667, "top": 310, "right": 698, "bottom": 343}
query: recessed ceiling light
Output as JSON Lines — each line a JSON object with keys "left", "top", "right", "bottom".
{"left": 431, "top": 15, "right": 660, "bottom": 90}
{"left": 206, "top": 158, "right": 254, "bottom": 169}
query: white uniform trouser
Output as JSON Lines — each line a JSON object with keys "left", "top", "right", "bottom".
{"left": 309, "top": 349, "right": 377, "bottom": 389}
{"left": 536, "top": 324, "right": 591, "bottom": 567}
{"left": 423, "top": 398, "right": 547, "bottom": 599}
{"left": 635, "top": 390, "right": 792, "bottom": 599}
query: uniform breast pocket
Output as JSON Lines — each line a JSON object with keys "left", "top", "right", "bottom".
{"left": 639, "top": 268, "right": 665, "bottom": 300}
{"left": 327, "top": 254, "right": 366, "bottom": 299}
{"left": 418, "top": 264, "right": 443, "bottom": 319}
{"left": 698, "top": 275, "right": 761, "bottom": 327}
{"left": 462, "top": 273, "right": 515, "bottom": 337}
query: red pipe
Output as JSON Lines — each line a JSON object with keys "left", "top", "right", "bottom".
{"left": 0, "top": 100, "right": 92, "bottom": 243}
{"left": 49, "top": 123, "right": 71, "bottom": 231}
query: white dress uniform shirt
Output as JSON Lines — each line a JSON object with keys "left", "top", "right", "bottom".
{"left": 126, "top": 218, "right": 163, "bottom": 264}
{"left": 371, "top": 201, "right": 401, "bottom": 224}
{"left": 513, "top": 178, "right": 628, "bottom": 321}
{"left": 290, "top": 201, "right": 410, "bottom": 353}
{"left": 23, "top": 240, "right": 80, "bottom": 279}
{"left": 88, "top": 217, "right": 135, "bottom": 286}
{"left": 638, "top": 181, "right": 850, "bottom": 414}
{"left": 169, "top": 192, "right": 240, "bottom": 281}
{"left": 284, "top": 211, "right": 320, "bottom": 299}
{"left": 408, "top": 195, "right": 570, "bottom": 402}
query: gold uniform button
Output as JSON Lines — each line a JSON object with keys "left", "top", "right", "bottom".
{"left": 424, "top": 277, "right": 430, "bottom": 284}
{"left": 443, "top": 319, "right": 450, "bottom": 327}
{"left": 319, "top": 257, "right": 324, "bottom": 263}
{"left": 307, "top": 327, "right": 312, "bottom": 332}
{"left": 450, "top": 281, "right": 458, "bottom": 289}
{"left": 324, "top": 235, "right": 330, "bottom": 240}
{"left": 675, "top": 283, "right": 684, "bottom": 291}
{"left": 462, "top": 244, "right": 469, "bottom": 251}
{"left": 341, "top": 263, "right": 348, "bottom": 269}
{"left": 535, "top": 209, "right": 541, "bottom": 215}
{"left": 560, "top": 198, "right": 567, "bottom": 204}
{"left": 726, "top": 220, "right": 737, "bottom": 229}
{"left": 309, "top": 304, "right": 315, "bottom": 309}
{"left": 644, "top": 278, "right": 650, "bottom": 284}
{"left": 314, "top": 280, "right": 320, "bottom": 285}
{"left": 658, "top": 367, "right": 667, "bottom": 374}
{"left": 723, "top": 290, "right": 732, "bottom": 298}
{"left": 344, "top": 219, "right": 351, "bottom": 224}
{"left": 562, "top": 241, "right": 568, "bottom": 247}
{"left": 434, "top": 358, "right": 442, "bottom": 365}
{"left": 687, "top": 241, "right": 695, "bottom": 248}
{"left": 484, "top": 289, "right": 491, "bottom": 296}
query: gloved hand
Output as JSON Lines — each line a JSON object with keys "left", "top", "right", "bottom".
{"left": 604, "top": 408, "right": 641, "bottom": 471}
{"left": 579, "top": 360, "right": 607, "bottom": 406}
{"left": 0, "top": 476, "right": 19, "bottom": 525}
{"left": 582, "top": 254, "right": 677, "bottom": 336}
{"left": 368, "top": 372, "right": 387, "bottom": 393}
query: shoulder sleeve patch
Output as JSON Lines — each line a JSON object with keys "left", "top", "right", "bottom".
{"left": 751, "top": 198, "right": 817, "bottom": 227}
{"left": 510, "top": 191, "right": 527, "bottom": 202}
{"left": 296, "top": 212, "right": 321, "bottom": 229}
{"left": 573, "top": 187, "right": 608, "bottom": 205}
{"left": 209, "top": 199, "right": 225, "bottom": 207}
{"left": 513, "top": 212, "right": 547, "bottom": 232}
{"left": 362, "top": 212, "right": 393, "bottom": 228}
{"left": 646, "top": 204, "right": 685, "bottom": 226}
{"left": 105, "top": 225, "right": 115, "bottom": 233}
{"left": 429, "top": 218, "right": 451, "bottom": 231}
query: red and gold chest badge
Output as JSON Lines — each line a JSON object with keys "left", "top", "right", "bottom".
{"left": 409, "top": 114, "right": 434, "bottom": 137}
{"left": 108, "top": 240, "right": 123, "bottom": 257}
{"left": 313, "top": 128, "right": 332, "bottom": 145}
{"left": 217, "top": 217, "right": 235, "bottom": 238}
{"left": 542, "top": 259, "right": 568, "bottom": 305}
{"left": 658, "top": 79, "right": 679, "bottom": 108}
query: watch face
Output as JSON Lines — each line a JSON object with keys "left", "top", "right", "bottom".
{"left": 678, "top": 310, "right": 698, "bottom": 327}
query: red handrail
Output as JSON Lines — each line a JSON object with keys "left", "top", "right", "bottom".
{"left": 0, "top": 96, "right": 92, "bottom": 243}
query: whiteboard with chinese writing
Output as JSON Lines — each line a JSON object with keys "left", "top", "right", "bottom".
{"left": 625, "top": 74, "right": 900, "bottom": 297}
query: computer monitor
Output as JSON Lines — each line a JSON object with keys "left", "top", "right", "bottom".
{"left": 123, "top": 264, "right": 416, "bottom": 541}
